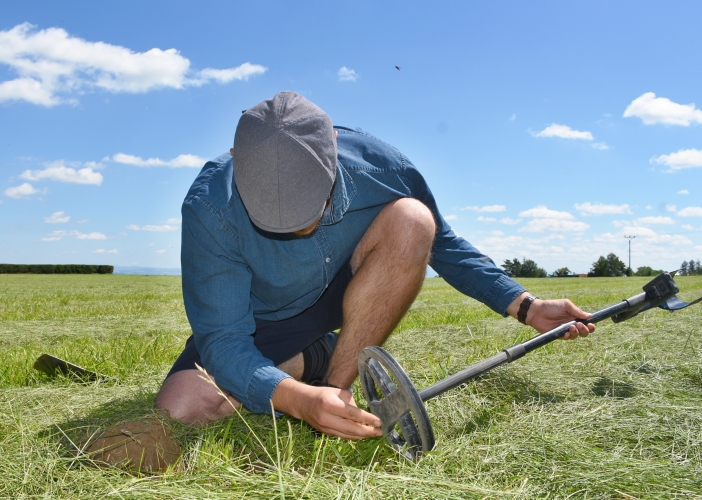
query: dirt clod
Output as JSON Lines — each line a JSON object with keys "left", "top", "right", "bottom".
{"left": 85, "top": 418, "right": 181, "bottom": 473}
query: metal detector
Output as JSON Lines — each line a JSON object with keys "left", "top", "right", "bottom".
{"left": 358, "top": 271, "right": 702, "bottom": 460}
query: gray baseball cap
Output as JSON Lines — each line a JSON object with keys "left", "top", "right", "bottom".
{"left": 233, "top": 92, "right": 337, "bottom": 233}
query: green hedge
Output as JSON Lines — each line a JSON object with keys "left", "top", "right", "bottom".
{"left": 0, "top": 264, "right": 114, "bottom": 274}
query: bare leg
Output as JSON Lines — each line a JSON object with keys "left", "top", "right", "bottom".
{"left": 325, "top": 198, "right": 435, "bottom": 388}
{"left": 155, "top": 352, "right": 303, "bottom": 424}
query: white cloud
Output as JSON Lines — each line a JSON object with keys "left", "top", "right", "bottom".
{"left": 127, "top": 224, "right": 179, "bottom": 232}
{"left": 41, "top": 230, "right": 107, "bottom": 241}
{"left": 635, "top": 216, "right": 675, "bottom": 225}
{"left": 0, "top": 23, "right": 266, "bottom": 106}
{"left": 444, "top": 214, "right": 457, "bottom": 221}
{"left": 623, "top": 92, "right": 702, "bottom": 126}
{"left": 666, "top": 205, "right": 677, "bottom": 212}
{"left": 591, "top": 142, "right": 610, "bottom": 150}
{"left": 166, "top": 218, "right": 182, "bottom": 224}
{"left": 20, "top": 161, "right": 103, "bottom": 185}
{"left": 93, "top": 248, "right": 118, "bottom": 254}
{"left": 500, "top": 217, "right": 521, "bottom": 225}
{"left": 477, "top": 216, "right": 497, "bottom": 223}
{"left": 77, "top": 231, "right": 106, "bottom": 240}
{"left": 460, "top": 205, "right": 506, "bottom": 212}
{"left": 509, "top": 114, "right": 516, "bottom": 121}
{"left": 519, "top": 206, "right": 575, "bottom": 220}
{"left": 678, "top": 190, "right": 689, "bottom": 195}
{"left": 518, "top": 205, "right": 588, "bottom": 233}
{"left": 595, "top": 228, "right": 692, "bottom": 246}
{"left": 575, "top": 202, "right": 632, "bottom": 216}
{"left": 4, "top": 182, "right": 39, "bottom": 198}
{"left": 531, "top": 124, "right": 593, "bottom": 140}
{"left": 155, "top": 249, "right": 167, "bottom": 254}
{"left": 44, "top": 211, "right": 70, "bottom": 223}
{"left": 337, "top": 66, "right": 358, "bottom": 82}
{"left": 651, "top": 149, "right": 702, "bottom": 171}
{"left": 678, "top": 206, "right": 702, "bottom": 217}
{"left": 520, "top": 219, "right": 590, "bottom": 233}
{"left": 112, "top": 153, "right": 206, "bottom": 168}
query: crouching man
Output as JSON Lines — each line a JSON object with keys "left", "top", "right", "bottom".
{"left": 155, "top": 91, "right": 595, "bottom": 438}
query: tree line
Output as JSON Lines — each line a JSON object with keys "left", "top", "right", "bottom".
{"left": 502, "top": 254, "right": 700, "bottom": 278}
{"left": 0, "top": 264, "right": 114, "bottom": 274}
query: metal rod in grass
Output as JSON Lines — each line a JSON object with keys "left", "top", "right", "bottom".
{"left": 195, "top": 363, "right": 275, "bottom": 465}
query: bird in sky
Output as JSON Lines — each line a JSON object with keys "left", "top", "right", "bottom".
{"left": 395, "top": 65, "right": 401, "bottom": 70}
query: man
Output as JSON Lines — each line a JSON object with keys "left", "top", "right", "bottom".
{"left": 155, "top": 91, "right": 595, "bottom": 439}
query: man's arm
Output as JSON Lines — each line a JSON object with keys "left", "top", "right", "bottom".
{"left": 400, "top": 163, "right": 595, "bottom": 338}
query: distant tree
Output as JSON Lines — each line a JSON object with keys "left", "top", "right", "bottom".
{"left": 552, "top": 267, "right": 572, "bottom": 277}
{"left": 689, "top": 259, "right": 702, "bottom": 275}
{"left": 634, "top": 266, "right": 664, "bottom": 277}
{"left": 589, "top": 253, "right": 627, "bottom": 277}
{"left": 520, "top": 259, "right": 548, "bottom": 278}
{"left": 502, "top": 257, "right": 547, "bottom": 278}
{"left": 502, "top": 258, "right": 521, "bottom": 278}
{"left": 681, "top": 260, "right": 689, "bottom": 276}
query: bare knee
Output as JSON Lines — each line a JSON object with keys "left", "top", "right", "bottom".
{"left": 155, "top": 369, "right": 239, "bottom": 424}
{"left": 383, "top": 198, "right": 436, "bottom": 259}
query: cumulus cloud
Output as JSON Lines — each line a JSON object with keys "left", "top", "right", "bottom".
{"left": 519, "top": 206, "right": 575, "bottom": 220}
{"left": 500, "top": 217, "right": 521, "bottom": 225}
{"left": 651, "top": 149, "right": 702, "bottom": 171}
{"left": 635, "top": 216, "right": 675, "bottom": 225}
{"left": 591, "top": 142, "right": 610, "bottom": 150}
{"left": 678, "top": 206, "right": 702, "bottom": 217}
{"left": 127, "top": 224, "right": 179, "bottom": 232}
{"left": 0, "top": 23, "right": 266, "bottom": 106}
{"left": 4, "top": 182, "right": 39, "bottom": 198}
{"left": 460, "top": 205, "right": 506, "bottom": 212}
{"left": 518, "top": 205, "right": 589, "bottom": 233}
{"left": 595, "top": 228, "right": 691, "bottom": 246}
{"left": 679, "top": 190, "right": 689, "bottom": 195}
{"left": 531, "top": 124, "right": 593, "bottom": 140}
{"left": 20, "top": 160, "right": 103, "bottom": 184}
{"left": 477, "top": 216, "right": 497, "bottom": 223}
{"left": 623, "top": 92, "right": 702, "bottom": 126}
{"left": 337, "top": 66, "right": 358, "bottom": 82}
{"left": 112, "top": 153, "right": 206, "bottom": 168}
{"left": 44, "top": 211, "right": 70, "bottom": 223}
{"left": 41, "top": 230, "right": 107, "bottom": 241}
{"left": 444, "top": 214, "right": 457, "bottom": 221}
{"left": 575, "top": 202, "right": 632, "bottom": 216}
{"left": 666, "top": 205, "right": 677, "bottom": 212}
{"left": 93, "top": 248, "right": 118, "bottom": 254}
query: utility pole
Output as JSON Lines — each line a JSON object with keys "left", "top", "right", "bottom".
{"left": 624, "top": 235, "right": 635, "bottom": 276}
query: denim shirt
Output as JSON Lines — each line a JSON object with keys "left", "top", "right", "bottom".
{"left": 181, "top": 126, "right": 526, "bottom": 413}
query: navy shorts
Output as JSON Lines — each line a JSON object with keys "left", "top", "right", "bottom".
{"left": 167, "top": 261, "right": 353, "bottom": 377}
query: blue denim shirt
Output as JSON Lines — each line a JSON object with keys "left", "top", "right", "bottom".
{"left": 181, "top": 126, "right": 526, "bottom": 413}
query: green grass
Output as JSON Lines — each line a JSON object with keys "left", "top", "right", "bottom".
{"left": 1, "top": 274, "right": 702, "bottom": 498}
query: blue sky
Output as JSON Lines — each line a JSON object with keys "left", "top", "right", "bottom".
{"left": 1, "top": 1, "right": 701, "bottom": 274}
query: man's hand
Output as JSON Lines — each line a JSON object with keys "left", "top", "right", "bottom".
{"left": 271, "top": 378, "right": 383, "bottom": 439}
{"left": 507, "top": 292, "right": 596, "bottom": 339}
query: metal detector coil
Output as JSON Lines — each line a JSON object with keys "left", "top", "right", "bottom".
{"left": 358, "top": 271, "right": 702, "bottom": 460}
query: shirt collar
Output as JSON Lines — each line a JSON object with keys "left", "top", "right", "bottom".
{"left": 320, "top": 162, "right": 356, "bottom": 225}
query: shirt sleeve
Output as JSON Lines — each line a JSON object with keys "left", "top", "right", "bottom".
{"left": 401, "top": 160, "right": 526, "bottom": 315}
{"left": 180, "top": 200, "right": 292, "bottom": 414}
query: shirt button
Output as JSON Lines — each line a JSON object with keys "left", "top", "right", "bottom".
{"left": 325, "top": 257, "right": 330, "bottom": 263}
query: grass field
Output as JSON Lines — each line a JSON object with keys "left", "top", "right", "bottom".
{"left": 1, "top": 274, "right": 702, "bottom": 499}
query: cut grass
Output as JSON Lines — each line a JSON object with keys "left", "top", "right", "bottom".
{"left": 1, "top": 274, "right": 701, "bottom": 498}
